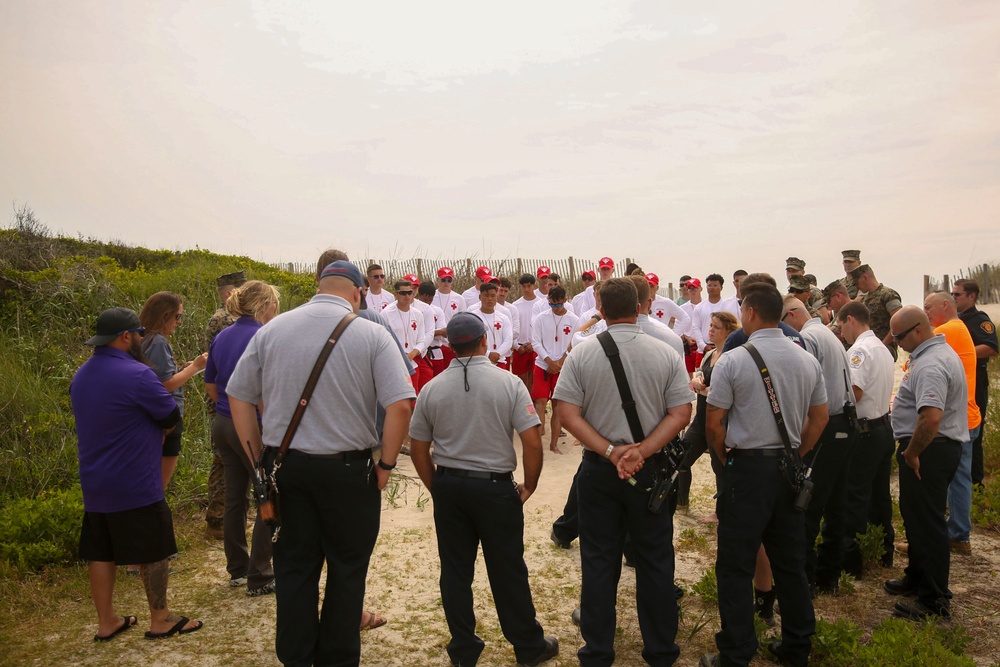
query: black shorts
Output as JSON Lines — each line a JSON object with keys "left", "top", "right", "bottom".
{"left": 79, "top": 499, "right": 178, "bottom": 564}
{"left": 163, "top": 416, "right": 183, "bottom": 457}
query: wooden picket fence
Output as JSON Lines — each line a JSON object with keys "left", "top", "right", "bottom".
{"left": 271, "top": 256, "right": 687, "bottom": 299}
{"left": 925, "top": 263, "right": 998, "bottom": 303}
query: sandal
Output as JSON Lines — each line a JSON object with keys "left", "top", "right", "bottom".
{"left": 360, "top": 610, "right": 387, "bottom": 630}
{"left": 144, "top": 616, "right": 204, "bottom": 639}
{"left": 94, "top": 615, "right": 137, "bottom": 642}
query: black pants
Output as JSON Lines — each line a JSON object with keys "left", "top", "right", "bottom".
{"left": 551, "top": 463, "right": 581, "bottom": 544}
{"left": 971, "top": 390, "right": 988, "bottom": 485}
{"left": 272, "top": 450, "right": 380, "bottom": 667}
{"left": 802, "top": 414, "right": 857, "bottom": 589}
{"left": 842, "top": 421, "right": 895, "bottom": 575}
{"left": 432, "top": 473, "right": 546, "bottom": 666}
{"left": 578, "top": 457, "right": 679, "bottom": 667}
{"left": 676, "top": 420, "right": 724, "bottom": 507}
{"left": 716, "top": 456, "right": 814, "bottom": 667}
{"left": 897, "top": 437, "right": 962, "bottom": 612}
{"left": 213, "top": 415, "right": 273, "bottom": 589}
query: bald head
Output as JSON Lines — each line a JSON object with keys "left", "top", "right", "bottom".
{"left": 318, "top": 275, "right": 363, "bottom": 311}
{"left": 923, "top": 291, "right": 957, "bottom": 328}
{"left": 889, "top": 305, "right": 932, "bottom": 352}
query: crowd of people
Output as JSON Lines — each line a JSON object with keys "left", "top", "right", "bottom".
{"left": 69, "top": 248, "right": 997, "bottom": 667}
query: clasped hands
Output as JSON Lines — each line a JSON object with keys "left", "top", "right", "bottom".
{"left": 608, "top": 443, "right": 646, "bottom": 480}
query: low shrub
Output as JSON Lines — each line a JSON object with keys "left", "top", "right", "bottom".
{"left": 691, "top": 566, "right": 718, "bottom": 608}
{"left": 0, "top": 486, "right": 83, "bottom": 571}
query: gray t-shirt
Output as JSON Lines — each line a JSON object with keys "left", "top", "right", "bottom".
{"left": 143, "top": 332, "right": 183, "bottom": 413}
{"left": 409, "top": 356, "right": 540, "bottom": 473}
{"left": 554, "top": 324, "right": 693, "bottom": 443}
{"left": 708, "top": 327, "right": 827, "bottom": 450}
{"left": 891, "top": 334, "right": 968, "bottom": 443}
{"left": 800, "top": 318, "right": 853, "bottom": 417}
{"left": 227, "top": 294, "right": 416, "bottom": 454}
{"left": 638, "top": 313, "right": 685, "bottom": 358}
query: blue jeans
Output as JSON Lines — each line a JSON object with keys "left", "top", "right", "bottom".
{"left": 946, "top": 425, "right": 981, "bottom": 543}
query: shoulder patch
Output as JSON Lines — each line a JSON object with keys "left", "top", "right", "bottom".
{"left": 982, "top": 321, "right": 995, "bottom": 335}
{"left": 527, "top": 404, "right": 536, "bottom": 415}
{"left": 849, "top": 350, "right": 865, "bottom": 369}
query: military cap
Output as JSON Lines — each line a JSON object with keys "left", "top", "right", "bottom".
{"left": 788, "top": 275, "right": 812, "bottom": 293}
{"left": 785, "top": 257, "right": 806, "bottom": 271}
{"left": 849, "top": 264, "right": 871, "bottom": 280}
{"left": 216, "top": 270, "right": 247, "bottom": 288}
{"left": 841, "top": 250, "right": 861, "bottom": 262}
{"left": 822, "top": 279, "right": 845, "bottom": 300}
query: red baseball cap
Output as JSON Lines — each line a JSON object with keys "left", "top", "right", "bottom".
{"left": 599, "top": 257, "right": 614, "bottom": 269}
{"left": 437, "top": 266, "right": 454, "bottom": 279}
{"left": 582, "top": 270, "right": 596, "bottom": 280}
{"left": 645, "top": 273, "right": 659, "bottom": 287}
{"left": 475, "top": 265, "right": 493, "bottom": 280}
{"left": 402, "top": 273, "right": 420, "bottom": 286}
{"left": 488, "top": 276, "right": 501, "bottom": 284}
{"left": 537, "top": 265, "right": 551, "bottom": 278}
{"left": 685, "top": 278, "right": 701, "bottom": 289}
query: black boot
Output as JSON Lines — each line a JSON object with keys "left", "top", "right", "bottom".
{"left": 755, "top": 587, "right": 776, "bottom": 626}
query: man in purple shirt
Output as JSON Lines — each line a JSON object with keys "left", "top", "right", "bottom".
{"left": 71, "top": 307, "right": 203, "bottom": 641}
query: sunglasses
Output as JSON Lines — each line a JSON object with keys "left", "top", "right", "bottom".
{"left": 370, "top": 274, "right": 385, "bottom": 280}
{"left": 396, "top": 290, "right": 414, "bottom": 296}
{"left": 891, "top": 323, "right": 919, "bottom": 341}
{"left": 582, "top": 275, "right": 596, "bottom": 281}
{"left": 548, "top": 302, "right": 566, "bottom": 308}
{"left": 120, "top": 327, "right": 146, "bottom": 337}
{"left": 174, "top": 313, "right": 183, "bottom": 321}
{"left": 951, "top": 292, "right": 964, "bottom": 298}
{"left": 439, "top": 277, "right": 453, "bottom": 283}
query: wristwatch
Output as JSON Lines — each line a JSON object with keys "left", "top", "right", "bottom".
{"left": 604, "top": 444, "right": 615, "bottom": 459}
{"left": 377, "top": 459, "right": 397, "bottom": 471}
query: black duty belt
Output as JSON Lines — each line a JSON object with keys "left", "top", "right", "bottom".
{"left": 897, "top": 436, "right": 961, "bottom": 447}
{"left": 728, "top": 448, "right": 785, "bottom": 459}
{"left": 436, "top": 466, "right": 513, "bottom": 481}
{"left": 284, "top": 448, "right": 372, "bottom": 461}
{"left": 858, "top": 413, "right": 890, "bottom": 433}
{"left": 582, "top": 449, "right": 615, "bottom": 464}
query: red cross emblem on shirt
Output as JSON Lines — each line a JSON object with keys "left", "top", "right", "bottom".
{"left": 563, "top": 326, "right": 571, "bottom": 335}
{"left": 380, "top": 303, "right": 388, "bottom": 310}
{"left": 494, "top": 322, "right": 502, "bottom": 330}
{"left": 450, "top": 302, "right": 458, "bottom": 310}
{"left": 655, "top": 309, "right": 664, "bottom": 318}
{"left": 411, "top": 322, "right": 418, "bottom": 330}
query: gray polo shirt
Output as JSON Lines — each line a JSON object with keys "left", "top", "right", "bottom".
{"left": 227, "top": 294, "right": 416, "bottom": 455}
{"left": 800, "top": 317, "right": 853, "bottom": 417}
{"left": 708, "top": 327, "right": 827, "bottom": 450}
{"left": 553, "top": 324, "right": 693, "bottom": 443}
{"left": 637, "top": 313, "right": 685, "bottom": 358}
{"left": 891, "top": 334, "right": 968, "bottom": 443}
{"left": 409, "top": 356, "right": 540, "bottom": 473}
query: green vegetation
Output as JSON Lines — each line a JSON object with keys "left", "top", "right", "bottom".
{"left": 0, "top": 210, "right": 316, "bottom": 569}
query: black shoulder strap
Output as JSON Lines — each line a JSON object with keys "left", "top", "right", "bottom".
{"left": 742, "top": 342, "right": 795, "bottom": 459}
{"left": 274, "top": 312, "right": 357, "bottom": 466}
{"left": 596, "top": 330, "right": 645, "bottom": 443}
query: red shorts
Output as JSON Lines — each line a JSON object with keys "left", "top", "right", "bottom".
{"left": 431, "top": 346, "right": 456, "bottom": 376}
{"left": 496, "top": 359, "right": 510, "bottom": 371}
{"left": 414, "top": 357, "right": 434, "bottom": 394}
{"left": 685, "top": 351, "right": 703, "bottom": 374}
{"left": 512, "top": 348, "right": 536, "bottom": 376}
{"left": 531, "top": 366, "right": 560, "bottom": 401}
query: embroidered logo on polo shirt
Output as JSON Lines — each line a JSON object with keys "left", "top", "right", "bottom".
{"left": 849, "top": 350, "right": 865, "bottom": 369}
{"left": 526, "top": 404, "right": 536, "bottom": 414}
{"left": 982, "top": 321, "right": 995, "bottom": 335}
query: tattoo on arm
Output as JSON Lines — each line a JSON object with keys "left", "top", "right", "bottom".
{"left": 141, "top": 559, "right": 169, "bottom": 611}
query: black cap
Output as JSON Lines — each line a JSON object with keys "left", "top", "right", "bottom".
{"left": 447, "top": 312, "right": 486, "bottom": 346}
{"left": 86, "top": 307, "right": 141, "bottom": 346}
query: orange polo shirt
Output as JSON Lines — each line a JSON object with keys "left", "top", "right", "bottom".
{"left": 934, "top": 319, "right": 981, "bottom": 430}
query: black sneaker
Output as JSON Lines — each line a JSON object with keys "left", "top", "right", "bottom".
{"left": 550, "top": 530, "right": 572, "bottom": 549}
{"left": 518, "top": 636, "right": 558, "bottom": 667}
{"left": 893, "top": 599, "right": 951, "bottom": 621}
{"left": 571, "top": 607, "right": 581, "bottom": 626}
{"left": 767, "top": 640, "right": 807, "bottom": 667}
{"left": 883, "top": 578, "right": 918, "bottom": 596}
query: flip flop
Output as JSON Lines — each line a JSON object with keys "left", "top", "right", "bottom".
{"left": 94, "top": 615, "right": 137, "bottom": 642}
{"left": 144, "top": 616, "right": 204, "bottom": 639}
{"left": 360, "top": 610, "right": 387, "bottom": 630}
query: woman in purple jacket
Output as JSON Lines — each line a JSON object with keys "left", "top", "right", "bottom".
{"left": 205, "top": 280, "right": 280, "bottom": 597}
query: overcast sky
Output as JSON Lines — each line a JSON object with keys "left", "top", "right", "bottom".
{"left": 2, "top": 0, "right": 998, "bottom": 305}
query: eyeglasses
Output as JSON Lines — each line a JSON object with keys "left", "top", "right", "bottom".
{"left": 951, "top": 292, "right": 964, "bottom": 298}
{"left": 370, "top": 274, "right": 385, "bottom": 280}
{"left": 396, "top": 290, "right": 414, "bottom": 296}
{"left": 891, "top": 323, "right": 919, "bottom": 341}
{"left": 119, "top": 327, "right": 146, "bottom": 337}
{"left": 439, "top": 277, "right": 453, "bottom": 283}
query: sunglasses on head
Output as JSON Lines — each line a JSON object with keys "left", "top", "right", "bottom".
{"left": 120, "top": 327, "right": 146, "bottom": 337}
{"left": 439, "top": 277, "right": 453, "bottom": 283}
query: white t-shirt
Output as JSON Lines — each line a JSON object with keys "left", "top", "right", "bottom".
{"left": 649, "top": 295, "right": 690, "bottom": 332}
{"left": 470, "top": 302, "right": 519, "bottom": 344}
{"left": 572, "top": 308, "right": 606, "bottom": 349}
{"left": 461, "top": 285, "right": 481, "bottom": 307}
{"left": 424, "top": 302, "right": 448, "bottom": 359}
{"left": 473, "top": 309, "right": 514, "bottom": 361}
{"left": 691, "top": 297, "right": 741, "bottom": 352}
{"left": 412, "top": 300, "right": 436, "bottom": 356}
{"left": 511, "top": 295, "right": 539, "bottom": 345}
{"left": 382, "top": 303, "right": 429, "bottom": 356}
{"left": 638, "top": 314, "right": 685, "bottom": 358}
{"left": 847, "top": 329, "right": 895, "bottom": 420}
{"left": 432, "top": 290, "right": 468, "bottom": 346}
{"left": 365, "top": 290, "right": 394, "bottom": 313}
{"left": 531, "top": 310, "right": 580, "bottom": 371}
{"left": 572, "top": 286, "right": 596, "bottom": 315}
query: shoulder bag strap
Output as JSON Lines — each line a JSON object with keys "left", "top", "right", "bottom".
{"left": 741, "top": 342, "right": 797, "bottom": 461}
{"left": 273, "top": 312, "right": 357, "bottom": 466}
{"left": 596, "top": 330, "right": 645, "bottom": 443}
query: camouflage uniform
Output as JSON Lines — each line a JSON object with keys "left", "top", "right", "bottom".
{"left": 841, "top": 273, "right": 859, "bottom": 299}
{"left": 789, "top": 274, "right": 823, "bottom": 320}
{"left": 204, "top": 306, "right": 238, "bottom": 531}
{"left": 860, "top": 283, "right": 903, "bottom": 361}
